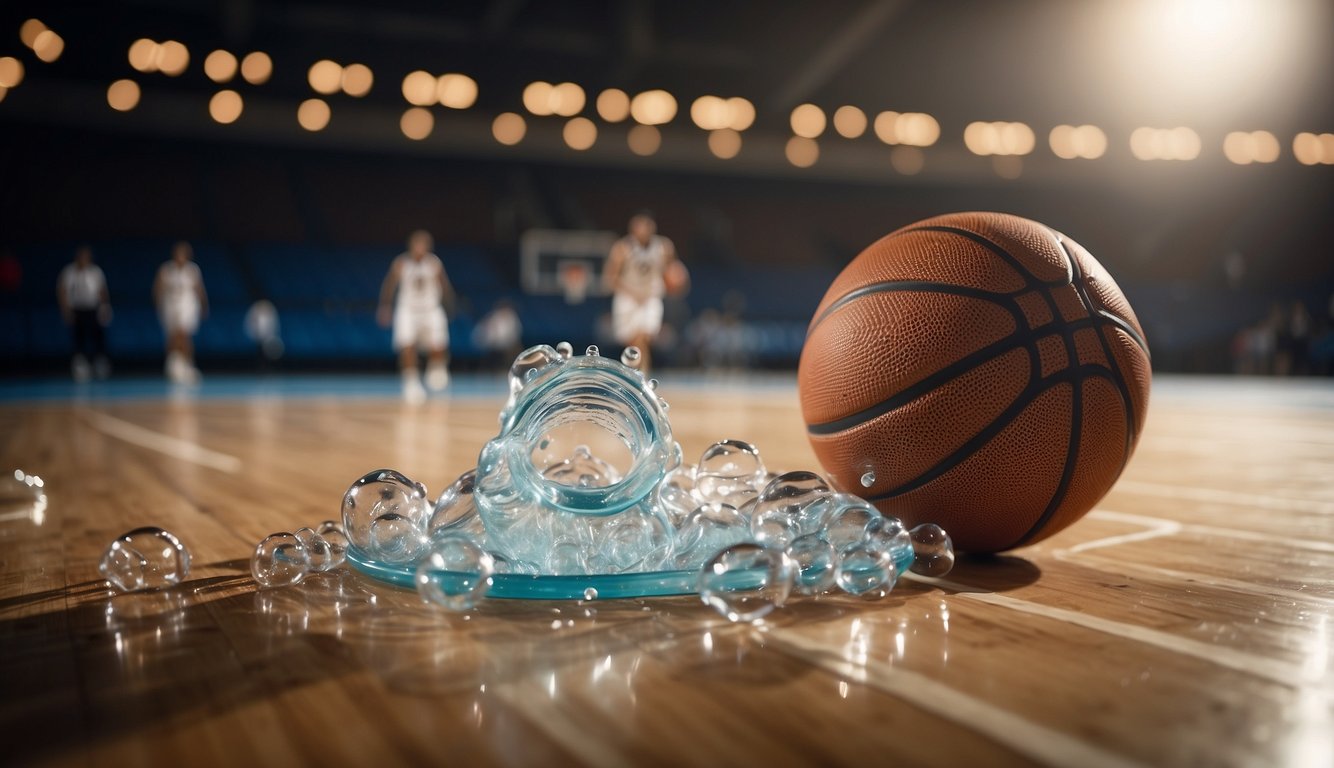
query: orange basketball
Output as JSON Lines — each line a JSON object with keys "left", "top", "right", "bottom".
{"left": 798, "top": 212, "right": 1151, "bottom": 553}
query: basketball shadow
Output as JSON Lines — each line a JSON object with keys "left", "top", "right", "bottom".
{"left": 947, "top": 554, "right": 1042, "bottom": 592}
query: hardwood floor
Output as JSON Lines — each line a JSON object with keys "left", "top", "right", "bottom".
{"left": 1, "top": 375, "right": 1330, "bottom": 767}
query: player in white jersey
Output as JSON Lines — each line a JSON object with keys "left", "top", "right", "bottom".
{"left": 153, "top": 241, "right": 208, "bottom": 384}
{"left": 603, "top": 211, "right": 678, "bottom": 373}
{"left": 377, "top": 229, "right": 455, "bottom": 403}
{"left": 57, "top": 245, "right": 112, "bottom": 382}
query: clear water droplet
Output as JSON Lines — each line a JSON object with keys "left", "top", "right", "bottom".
{"left": 429, "top": 469, "right": 478, "bottom": 536}
{"left": 556, "top": 341, "right": 574, "bottom": 359}
{"left": 909, "top": 523, "right": 955, "bottom": 577}
{"left": 821, "top": 494, "right": 881, "bottom": 552}
{"left": 585, "top": 345, "right": 600, "bottom": 357}
{"left": 341, "top": 469, "right": 429, "bottom": 551}
{"left": 415, "top": 534, "right": 495, "bottom": 611}
{"left": 697, "top": 543, "right": 796, "bottom": 623}
{"left": 860, "top": 470, "right": 875, "bottom": 488}
{"left": 368, "top": 512, "right": 428, "bottom": 563}
{"left": 834, "top": 542, "right": 896, "bottom": 596}
{"left": 251, "top": 532, "right": 310, "bottom": 589}
{"left": 620, "top": 346, "right": 642, "bottom": 368}
{"left": 99, "top": 527, "right": 191, "bottom": 592}
{"left": 647, "top": 378, "right": 658, "bottom": 391}
{"left": 294, "top": 527, "right": 334, "bottom": 571}
{"left": 785, "top": 534, "right": 837, "bottom": 595}
{"left": 583, "top": 587, "right": 598, "bottom": 601}
{"left": 509, "top": 344, "right": 561, "bottom": 394}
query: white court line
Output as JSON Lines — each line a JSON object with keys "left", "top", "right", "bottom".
{"left": 1090, "top": 510, "right": 1334, "bottom": 554}
{"left": 84, "top": 411, "right": 242, "bottom": 474}
{"left": 1067, "top": 512, "right": 1181, "bottom": 553}
{"left": 1112, "top": 480, "right": 1334, "bottom": 515}
{"left": 906, "top": 578, "right": 1315, "bottom": 687}
{"left": 1059, "top": 554, "right": 1334, "bottom": 607}
{"left": 765, "top": 629, "right": 1147, "bottom": 768}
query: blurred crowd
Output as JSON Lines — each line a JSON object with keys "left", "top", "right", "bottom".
{"left": 1231, "top": 296, "right": 1334, "bottom": 376}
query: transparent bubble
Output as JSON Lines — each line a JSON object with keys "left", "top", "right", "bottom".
{"left": 656, "top": 463, "right": 698, "bottom": 526}
{"left": 785, "top": 534, "right": 837, "bottom": 595}
{"left": 98, "top": 527, "right": 191, "bottom": 592}
{"left": 546, "top": 537, "right": 587, "bottom": 575}
{"left": 429, "top": 469, "right": 478, "bottom": 535}
{"left": 834, "top": 543, "right": 896, "bottom": 596}
{"left": 756, "top": 471, "right": 831, "bottom": 516}
{"left": 415, "top": 534, "right": 495, "bottom": 611}
{"left": 620, "top": 346, "right": 642, "bottom": 368}
{"left": 697, "top": 543, "right": 796, "bottom": 623}
{"left": 294, "top": 527, "right": 334, "bottom": 571}
{"left": 509, "top": 344, "right": 562, "bottom": 395}
{"left": 695, "top": 440, "right": 766, "bottom": 503}
{"left": 598, "top": 509, "right": 670, "bottom": 572}
{"left": 674, "top": 502, "right": 750, "bottom": 570}
{"left": 860, "top": 470, "right": 875, "bottom": 488}
{"left": 251, "top": 532, "right": 310, "bottom": 589}
{"left": 751, "top": 504, "right": 802, "bottom": 550}
{"left": 341, "top": 469, "right": 429, "bottom": 551}
{"left": 585, "top": 345, "right": 600, "bottom": 356}
{"left": 315, "top": 520, "right": 349, "bottom": 569}
{"left": 821, "top": 494, "right": 883, "bottom": 552}
{"left": 864, "top": 515, "right": 913, "bottom": 566}
{"left": 583, "top": 587, "right": 599, "bottom": 601}
{"left": 368, "top": 512, "right": 429, "bottom": 563}
{"left": 556, "top": 341, "right": 574, "bottom": 359}
{"left": 909, "top": 523, "right": 956, "bottom": 577}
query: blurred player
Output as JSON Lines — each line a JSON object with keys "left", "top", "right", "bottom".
{"left": 154, "top": 241, "right": 207, "bottom": 384}
{"left": 603, "top": 211, "right": 680, "bottom": 372}
{"left": 377, "top": 229, "right": 455, "bottom": 403}
{"left": 57, "top": 245, "right": 112, "bottom": 382}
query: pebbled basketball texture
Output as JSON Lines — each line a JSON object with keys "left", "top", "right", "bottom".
{"left": 798, "top": 212, "right": 1151, "bottom": 553}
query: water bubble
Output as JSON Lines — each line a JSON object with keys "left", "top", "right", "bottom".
{"left": 583, "top": 587, "right": 599, "bottom": 601}
{"left": 821, "top": 494, "right": 882, "bottom": 552}
{"left": 546, "top": 538, "right": 588, "bottom": 575}
{"left": 864, "top": 515, "right": 913, "bottom": 568}
{"left": 834, "top": 543, "right": 896, "bottom": 596}
{"left": 785, "top": 534, "right": 837, "bottom": 595}
{"left": 656, "top": 463, "right": 698, "bottom": 526}
{"left": 647, "top": 378, "right": 659, "bottom": 391}
{"left": 598, "top": 510, "right": 670, "bottom": 573}
{"left": 674, "top": 502, "right": 750, "bottom": 569}
{"left": 252, "top": 532, "right": 310, "bottom": 589}
{"left": 99, "top": 527, "right": 191, "bottom": 592}
{"left": 316, "top": 519, "right": 343, "bottom": 536}
{"left": 509, "top": 344, "right": 562, "bottom": 395}
{"left": 698, "top": 543, "right": 796, "bottom": 623}
{"left": 294, "top": 527, "right": 334, "bottom": 571}
{"left": 751, "top": 505, "right": 803, "bottom": 550}
{"left": 429, "top": 469, "right": 478, "bottom": 535}
{"left": 415, "top": 534, "right": 495, "bottom": 611}
{"left": 620, "top": 346, "right": 642, "bottom": 368}
{"left": 315, "top": 521, "right": 349, "bottom": 569}
{"left": 860, "top": 470, "right": 875, "bottom": 488}
{"left": 556, "top": 341, "right": 574, "bottom": 359}
{"left": 909, "top": 523, "right": 955, "bottom": 577}
{"left": 341, "top": 469, "right": 429, "bottom": 551}
{"left": 695, "top": 440, "right": 766, "bottom": 503}
{"left": 585, "top": 345, "right": 600, "bottom": 357}
{"left": 368, "top": 512, "right": 429, "bottom": 563}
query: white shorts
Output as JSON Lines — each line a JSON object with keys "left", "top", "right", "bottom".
{"left": 161, "top": 300, "right": 200, "bottom": 335}
{"left": 393, "top": 306, "right": 449, "bottom": 351}
{"left": 612, "top": 294, "right": 664, "bottom": 343}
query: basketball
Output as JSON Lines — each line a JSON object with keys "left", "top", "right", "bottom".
{"left": 798, "top": 212, "right": 1152, "bottom": 553}
{"left": 664, "top": 259, "right": 691, "bottom": 297}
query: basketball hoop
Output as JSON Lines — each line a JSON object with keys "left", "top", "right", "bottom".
{"left": 558, "top": 261, "right": 590, "bottom": 305}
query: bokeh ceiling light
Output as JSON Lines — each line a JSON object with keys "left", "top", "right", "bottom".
{"left": 785, "top": 136, "right": 819, "bottom": 167}
{"left": 891, "top": 146, "right": 925, "bottom": 175}
{"left": 19, "top": 19, "right": 47, "bottom": 49}
{"left": 833, "top": 106, "right": 867, "bottom": 139}
{"left": 563, "top": 116, "right": 597, "bottom": 150}
{"left": 209, "top": 90, "right": 243, "bottom": 124}
{"left": 597, "top": 89, "right": 630, "bottom": 122}
{"left": 437, "top": 74, "right": 477, "bottom": 109}
{"left": 492, "top": 112, "right": 526, "bottom": 145}
{"left": 708, "top": 128, "right": 742, "bottom": 159}
{"left": 1292, "top": 132, "right": 1334, "bottom": 166}
{"left": 341, "top": 63, "right": 373, "bottom": 97}
{"left": 158, "top": 40, "right": 189, "bottom": 76}
{"left": 239, "top": 52, "right": 272, "bottom": 85}
{"left": 106, "top": 79, "right": 140, "bottom": 111}
{"left": 523, "top": 81, "right": 554, "bottom": 116}
{"left": 627, "top": 124, "right": 661, "bottom": 156}
{"left": 790, "top": 103, "right": 826, "bottom": 139}
{"left": 1049, "top": 124, "right": 1108, "bottom": 159}
{"left": 32, "top": 30, "right": 64, "bottom": 63}
{"left": 400, "top": 107, "right": 434, "bottom": 140}
{"left": 726, "top": 97, "right": 755, "bottom": 131}
{"left": 964, "top": 121, "right": 1035, "bottom": 156}
{"left": 402, "top": 71, "right": 437, "bottom": 106}
{"left": 204, "top": 50, "right": 237, "bottom": 83}
{"left": 128, "top": 39, "right": 160, "bottom": 73}
{"left": 297, "top": 99, "right": 331, "bottom": 131}
{"left": 1129, "top": 126, "right": 1201, "bottom": 161}
{"left": 691, "top": 96, "right": 730, "bottom": 131}
{"left": 550, "top": 82, "right": 585, "bottom": 116}
{"left": 308, "top": 60, "right": 342, "bottom": 95}
{"left": 629, "top": 90, "right": 677, "bottom": 125}
{"left": 1223, "top": 130, "right": 1279, "bottom": 164}
{"left": 0, "top": 57, "right": 23, "bottom": 88}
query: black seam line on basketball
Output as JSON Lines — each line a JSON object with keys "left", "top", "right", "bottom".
{"left": 805, "top": 280, "right": 1018, "bottom": 339}
{"left": 1063, "top": 238, "right": 1137, "bottom": 457}
{"left": 1096, "top": 309, "right": 1151, "bottom": 359}
{"left": 805, "top": 311, "right": 1116, "bottom": 436}
{"left": 1009, "top": 240, "right": 1089, "bottom": 549}
{"left": 899, "top": 225, "right": 1073, "bottom": 289}
{"left": 864, "top": 364, "right": 1120, "bottom": 503}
